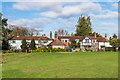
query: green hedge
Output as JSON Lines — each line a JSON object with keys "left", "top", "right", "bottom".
{"left": 33, "top": 47, "right": 67, "bottom": 52}
{"left": 105, "top": 47, "right": 116, "bottom": 51}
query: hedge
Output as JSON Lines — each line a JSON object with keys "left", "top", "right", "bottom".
{"left": 105, "top": 47, "right": 116, "bottom": 51}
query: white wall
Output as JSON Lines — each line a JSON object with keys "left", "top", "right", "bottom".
{"left": 98, "top": 42, "right": 112, "bottom": 49}
{"left": 9, "top": 40, "right": 53, "bottom": 50}
{"left": 52, "top": 45, "right": 65, "bottom": 49}
{"left": 9, "top": 40, "right": 22, "bottom": 49}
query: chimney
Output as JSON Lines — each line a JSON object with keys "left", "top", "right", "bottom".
{"left": 55, "top": 31, "right": 57, "bottom": 39}
{"left": 50, "top": 31, "right": 52, "bottom": 39}
{"left": 17, "top": 32, "right": 19, "bottom": 37}
{"left": 94, "top": 32, "right": 96, "bottom": 38}
{"left": 105, "top": 33, "right": 107, "bottom": 38}
{"left": 71, "top": 33, "right": 74, "bottom": 36}
{"left": 60, "top": 32, "right": 62, "bottom": 36}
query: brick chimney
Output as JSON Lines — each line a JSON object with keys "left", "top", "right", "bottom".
{"left": 105, "top": 33, "right": 107, "bottom": 38}
{"left": 71, "top": 33, "right": 74, "bottom": 36}
{"left": 17, "top": 32, "right": 19, "bottom": 37}
{"left": 55, "top": 31, "right": 57, "bottom": 39}
{"left": 94, "top": 32, "right": 96, "bottom": 38}
{"left": 50, "top": 31, "right": 52, "bottom": 39}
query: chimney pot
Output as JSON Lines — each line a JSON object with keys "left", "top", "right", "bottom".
{"left": 55, "top": 31, "right": 57, "bottom": 39}
{"left": 94, "top": 33, "right": 96, "bottom": 38}
{"left": 105, "top": 33, "right": 107, "bottom": 38}
{"left": 71, "top": 33, "right": 74, "bottom": 36}
{"left": 50, "top": 31, "right": 52, "bottom": 39}
{"left": 17, "top": 32, "right": 19, "bottom": 37}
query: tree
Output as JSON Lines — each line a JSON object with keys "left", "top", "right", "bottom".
{"left": 30, "top": 39, "right": 36, "bottom": 50}
{"left": 57, "top": 29, "right": 69, "bottom": 36}
{"left": 21, "top": 38, "right": 27, "bottom": 52}
{"left": 109, "top": 37, "right": 112, "bottom": 41}
{"left": 113, "top": 34, "right": 117, "bottom": 39}
{"left": 9, "top": 25, "right": 40, "bottom": 37}
{"left": 89, "top": 32, "right": 102, "bottom": 37}
{"left": 75, "top": 15, "right": 92, "bottom": 36}
{"left": 110, "top": 38, "right": 118, "bottom": 51}
{"left": 1, "top": 18, "right": 12, "bottom": 50}
{"left": 69, "top": 40, "right": 77, "bottom": 48}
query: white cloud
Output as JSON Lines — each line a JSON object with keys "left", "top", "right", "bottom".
{"left": 112, "top": 3, "right": 118, "bottom": 9}
{"left": 40, "top": 2, "right": 102, "bottom": 18}
{"left": 90, "top": 10, "right": 118, "bottom": 19}
{"left": 40, "top": 11, "right": 59, "bottom": 18}
{"left": 8, "top": 18, "right": 51, "bottom": 31}
{"left": 13, "top": 2, "right": 63, "bottom": 12}
{"left": 101, "top": 23, "right": 117, "bottom": 27}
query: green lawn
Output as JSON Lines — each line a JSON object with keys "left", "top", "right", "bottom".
{"left": 2, "top": 52, "right": 118, "bottom": 78}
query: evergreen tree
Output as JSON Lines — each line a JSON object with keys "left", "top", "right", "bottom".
{"left": 113, "top": 34, "right": 117, "bottom": 39}
{"left": 109, "top": 37, "right": 112, "bottom": 41}
{"left": 75, "top": 15, "right": 92, "bottom": 36}
{"left": 21, "top": 38, "right": 27, "bottom": 52}
{"left": 30, "top": 39, "right": 36, "bottom": 50}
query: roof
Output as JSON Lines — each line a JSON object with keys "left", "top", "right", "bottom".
{"left": 58, "top": 36, "right": 85, "bottom": 42}
{"left": 97, "top": 37, "right": 109, "bottom": 42}
{"left": 58, "top": 36, "right": 109, "bottom": 42}
{"left": 9, "top": 36, "right": 52, "bottom": 40}
{"left": 49, "top": 39, "right": 66, "bottom": 45}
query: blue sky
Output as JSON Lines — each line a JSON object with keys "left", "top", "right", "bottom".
{"left": 2, "top": 2, "right": 118, "bottom": 38}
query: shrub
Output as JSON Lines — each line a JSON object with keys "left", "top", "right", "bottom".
{"left": 30, "top": 39, "right": 36, "bottom": 50}
{"left": 105, "top": 47, "right": 116, "bottom": 51}
{"left": 21, "top": 38, "right": 27, "bottom": 52}
{"left": 85, "top": 49, "right": 92, "bottom": 52}
{"left": 34, "top": 47, "right": 67, "bottom": 52}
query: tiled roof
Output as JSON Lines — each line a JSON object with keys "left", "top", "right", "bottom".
{"left": 58, "top": 36, "right": 85, "bottom": 41}
{"left": 9, "top": 36, "right": 52, "bottom": 40}
{"left": 97, "top": 37, "right": 109, "bottom": 42}
{"left": 58, "top": 36, "right": 109, "bottom": 42}
{"left": 49, "top": 39, "right": 66, "bottom": 45}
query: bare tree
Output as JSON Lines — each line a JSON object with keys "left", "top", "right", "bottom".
{"left": 57, "top": 29, "right": 69, "bottom": 36}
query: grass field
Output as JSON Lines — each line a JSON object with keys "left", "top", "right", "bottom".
{"left": 2, "top": 52, "right": 118, "bottom": 78}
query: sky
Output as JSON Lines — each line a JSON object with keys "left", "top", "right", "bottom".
{"left": 1, "top": 1, "right": 118, "bottom": 39}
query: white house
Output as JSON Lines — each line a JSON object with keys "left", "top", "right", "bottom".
{"left": 9, "top": 32, "right": 53, "bottom": 50}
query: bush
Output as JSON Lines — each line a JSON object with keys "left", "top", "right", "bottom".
{"left": 34, "top": 47, "right": 67, "bottom": 52}
{"left": 85, "top": 49, "right": 92, "bottom": 52}
{"left": 14, "top": 49, "right": 22, "bottom": 53}
{"left": 2, "top": 50, "right": 12, "bottom": 53}
{"left": 105, "top": 47, "right": 116, "bottom": 51}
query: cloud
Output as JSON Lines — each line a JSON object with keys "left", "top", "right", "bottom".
{"left": 101, "top": 23, "right": 117, "bottom": 27}
{"left": 90, "top": 10, "right": 118, "bottom": 19}
{"left": 112, "top": 3, "right": 118, "bottom": 9}
{"left": 8, "top": 18, "right": 51, "bottom": 32}
{"left": 40, "top": 2, "right": 102, "bottom": 18}
{"left": 13, "top": 2, "right": 63, "bottom": 12}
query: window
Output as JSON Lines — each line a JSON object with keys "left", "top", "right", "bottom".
{"left": 61, "top": 40, "right": 64, "bottom": 43}
{"left": 75, "top": 39, "right": 79, "bottom": 43}
{"left": 12, "top": 40, "right": 16, "bottom": 43}
{"left": 85, "top": 39, "right": 89, "bottom": 43}
{"left": 93, "top": 40, "right": 95, "bottom": 43}
{"left": 65, "top": 40, "right": 67, "bottom": 42}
